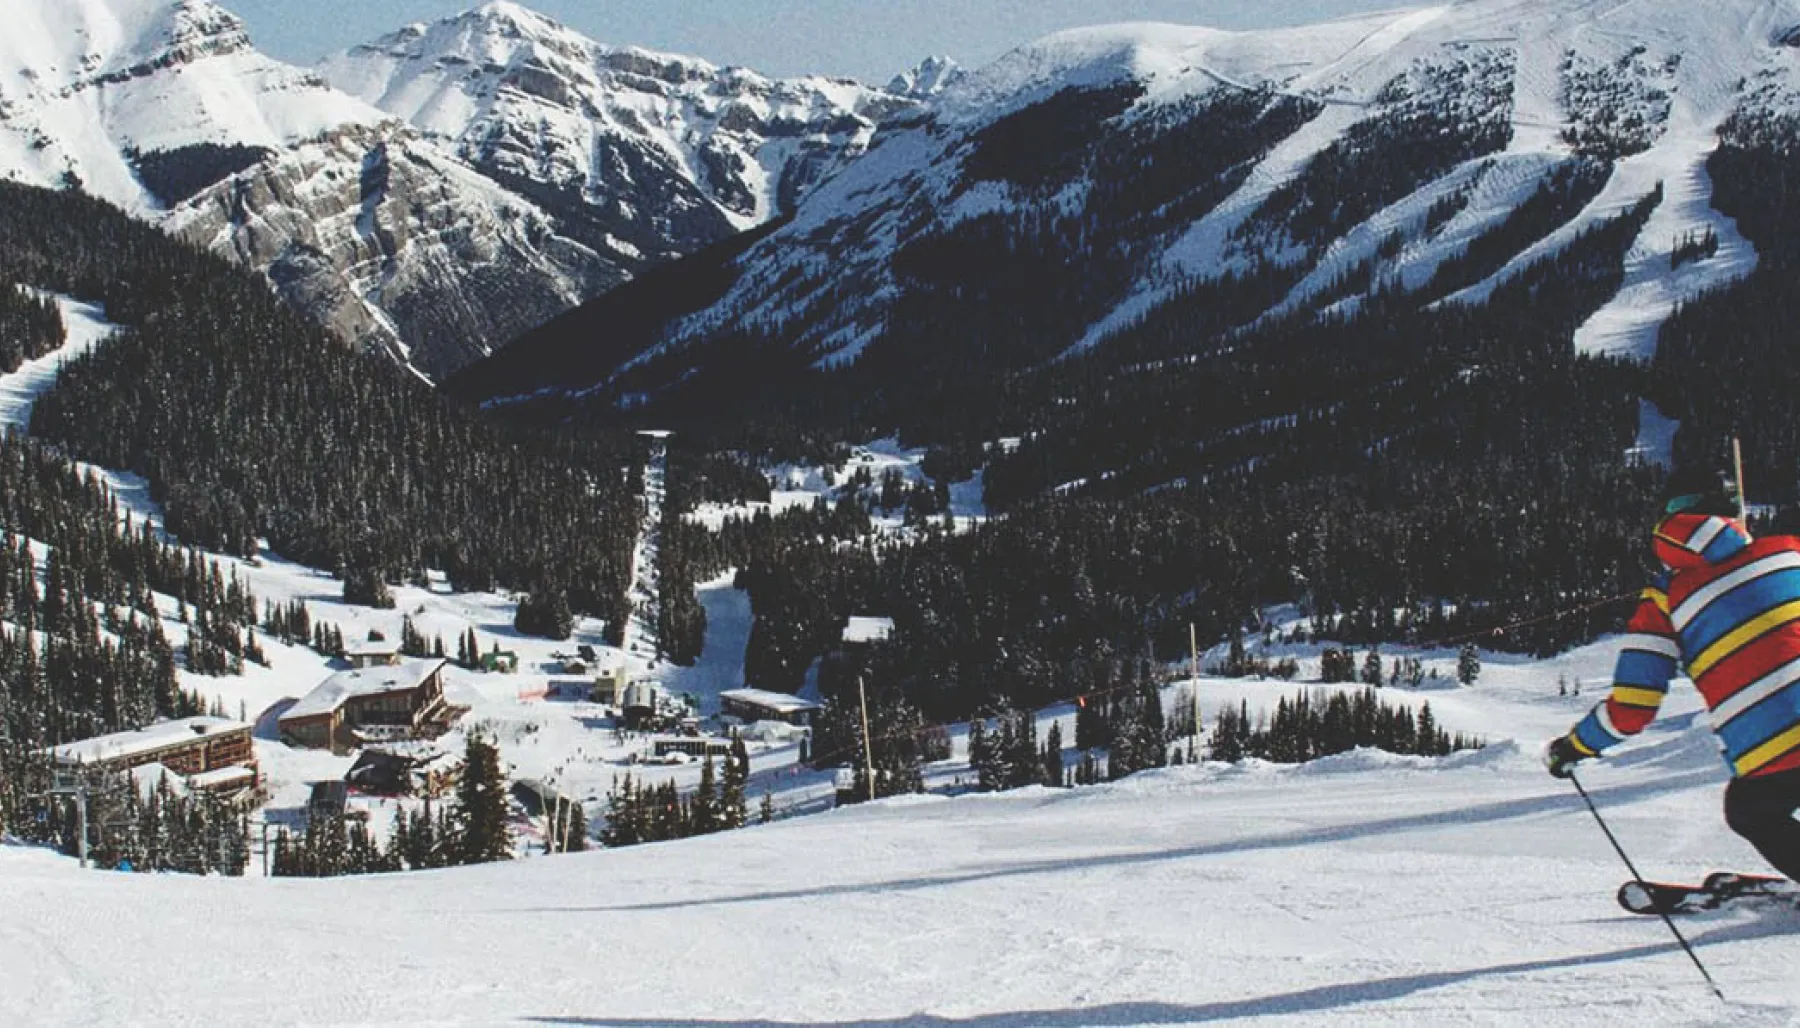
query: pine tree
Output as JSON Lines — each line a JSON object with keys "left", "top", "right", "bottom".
{"left": 601, "top": 776, "right": 639, "bottom": 848}
{"left": 689, "top": 754, "right": 718, "bottom": 835}
{"left": 1457, "top": 643, "right": 1481, "bottom": 686}
{"left": 562, "top": 800, "right": 589, "bottom": 852}
{"left": 1041, "top": 720, "right": 1064, "bottom": 786}
{"left": 399, "top": 617, "right": 419, "bottom": 657}
{"left": 344, "top": 567, "right": 395, "bottom": 609}
{"left": 1226, "top": 633, "right": 1247, "bottom": 677}
{"left": 1362, "top": 647, "right": 1383, "bottom": 687}
{"left": 720, "top": 736, "right": 749, "bottom": 829}
{"left": 453, "top": 734, "right": 512, "bottom": 864}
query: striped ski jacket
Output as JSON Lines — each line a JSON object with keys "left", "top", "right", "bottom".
{"left": 1569, "top": 512, "right": 1800, "bottom": 779}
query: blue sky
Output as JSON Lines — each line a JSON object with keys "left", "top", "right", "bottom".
{"left": 229, "top": 0, "right": 1409, "bottom": 81}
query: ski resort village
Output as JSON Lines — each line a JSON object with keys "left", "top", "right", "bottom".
{"left": 7, "top": 0, "right": 1800, "bottom": 1023}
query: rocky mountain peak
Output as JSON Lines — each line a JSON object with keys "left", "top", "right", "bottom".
{"left": 322, "top": 3, "right": 916, "bottom": 239}
{"left": 888, "top": 55, "right": 965, "bottom": 98}
{"left": 160, "top": 0, "right": 254, "bottom": 61}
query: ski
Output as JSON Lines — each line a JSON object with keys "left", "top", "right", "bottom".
{"left": 1618, "top": 872, "right": 1799, "bottom": 916}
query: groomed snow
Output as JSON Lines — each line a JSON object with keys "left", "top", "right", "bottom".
{"left": 5, "top": 637, "right": 1798, "bottom": 1024}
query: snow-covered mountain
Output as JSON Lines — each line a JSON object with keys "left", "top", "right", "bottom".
{"left": 0, "top": 0, "right": 374, "bottom": 208}
{"left": 0, "top": 0, "right": 622, "bottom": 378}
{"left": 0, "top": 0, "right": 919, "bottom": 380}
{"left": 458, "top": 0, "right": 1797, "bottom": 422}
{"left": 319, "top": 1, "right": 915, "bottom": 242}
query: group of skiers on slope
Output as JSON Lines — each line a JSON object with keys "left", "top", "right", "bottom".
{"left": 1547, "top": 465, "right": 1800, "bottom": 883}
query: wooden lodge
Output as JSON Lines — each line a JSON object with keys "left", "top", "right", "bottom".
{"left": 49, "top": 717, "right": 258, "bottom": 794}
{"left": 279, "top": 657, "right": 456, "bottom": 755}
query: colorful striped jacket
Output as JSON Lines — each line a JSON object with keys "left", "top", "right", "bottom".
{"left": 1569, "top": 512, "right": 1800, "bottom": 779}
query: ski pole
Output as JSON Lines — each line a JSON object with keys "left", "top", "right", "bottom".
{"left": 1568, "top": 770, "right": 1725, "bottom": 1002}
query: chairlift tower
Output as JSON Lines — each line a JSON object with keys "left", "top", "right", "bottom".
{"left": 48, "top": 767, "right": 92, "bottom": 868}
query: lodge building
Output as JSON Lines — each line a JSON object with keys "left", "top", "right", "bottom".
{"left": 49, "top": 717, "right": 258, "bottom": 794}
{"left": 279, "top": 657, "right": 455, "bottom": 755}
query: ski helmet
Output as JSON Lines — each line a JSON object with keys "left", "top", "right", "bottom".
{"left": 1661, "top": 465, "right": 1739, "bottom": 518}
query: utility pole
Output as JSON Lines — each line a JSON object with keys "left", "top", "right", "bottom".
{"left": 857, "top": 672, "right": 877, "bottom": 804}
{"left": 1189, "top": 623, "right": 1202, "bottom": 760}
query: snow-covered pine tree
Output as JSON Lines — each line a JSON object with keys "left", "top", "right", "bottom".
{"left": 689, "top": 754, "right": 718, "bottom": 834}
{"left": 1041, "top": 720, "right": 1064, "bottom": 786}
{"left": 720, "top": 736, "right": 749, "bottom": 829}
{"left": 1457, "top": 643, "right": 1482, "bottom": 685}
{"left": 453, "top": 733, "right": 512, "bottom": 864}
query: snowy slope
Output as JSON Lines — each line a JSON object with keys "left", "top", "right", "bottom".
{"left": 0, "top": 0, "right": 381, "bottom": 212}
{"left": 319, "top": 2, "right": 916, "bottom": 232}
{"left": 1091, "top": 0, "right": 1786, "bottom": 358}
{"left": 0, "top": 295, "right": 118, "bottom": 432}
{"left": 497, "top": 0, "right": 1800, "bottom": 413}
{"left": 6, "top": 291, "right": 1800, "bottom": 1026}
{"left": 5, "top": 642, "right": 1799, "bottom": 1024}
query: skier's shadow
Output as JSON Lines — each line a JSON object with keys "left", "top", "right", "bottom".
{"left": 513, "top": 772, "right": 1713, "bottom": 916}
{"left": 525, "top": 921, "right": 1780, "bottom": 1025}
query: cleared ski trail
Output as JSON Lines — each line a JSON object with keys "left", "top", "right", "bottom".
{"left": 0, "top": 295, "right": 116, "bottom": 433}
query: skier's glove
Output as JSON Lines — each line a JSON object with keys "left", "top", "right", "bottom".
{"left": 1544, "top": 735, "right": 1588, "bottom": 779}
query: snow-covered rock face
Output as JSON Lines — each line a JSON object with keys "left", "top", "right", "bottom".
{"left": 0, "top": 0, "right": 382, "bottom": 208}
{"left": 470, "top": 0, "right": 1800, "bottom": 412}
{"left": 888, "top": 55, "right": 966, "bottom": 99}
{"left": 320, "top": 1, "right": 918, "bottom": 238}
{"left": 0, "top": 0, "right": 918, "bottom": 381}
{"left": 0, "top": 0, "right": 631, "bottom": 380}
{"left": 169, "top": 122, "right": 623, "bottom": 380}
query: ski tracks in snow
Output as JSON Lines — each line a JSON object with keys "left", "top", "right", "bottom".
{"left": 1569, "top": 126, "right": 1757, "bottom": 362}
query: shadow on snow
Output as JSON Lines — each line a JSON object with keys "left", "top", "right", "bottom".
{"left": 501, "top": 771, "right": 1715, "bottom": 916}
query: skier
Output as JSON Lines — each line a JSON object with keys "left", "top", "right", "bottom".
{"left": 1546, "top": 466, "right": 1800, "bottom": 883}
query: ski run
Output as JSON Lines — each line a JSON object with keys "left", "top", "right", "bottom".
{"left": 4, "top": 549, "right": 1800, "bottom": 1024}
{"left": 7, "top": 1, "right": 1800, "bottom": 1025}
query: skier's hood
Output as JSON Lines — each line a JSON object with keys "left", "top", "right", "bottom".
{"left": 1653, "top": 512, "right": 1750, "bottom": 570}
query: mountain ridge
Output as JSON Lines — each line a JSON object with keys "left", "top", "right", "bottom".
{"left": 455, "top": 0, "right": 1798, "bottom": 463}
{"left": 318, "top": 1, "right": 914, "bottom": 237}
{"left": 0, "top": 0, "right": 919, "bottom": 381}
